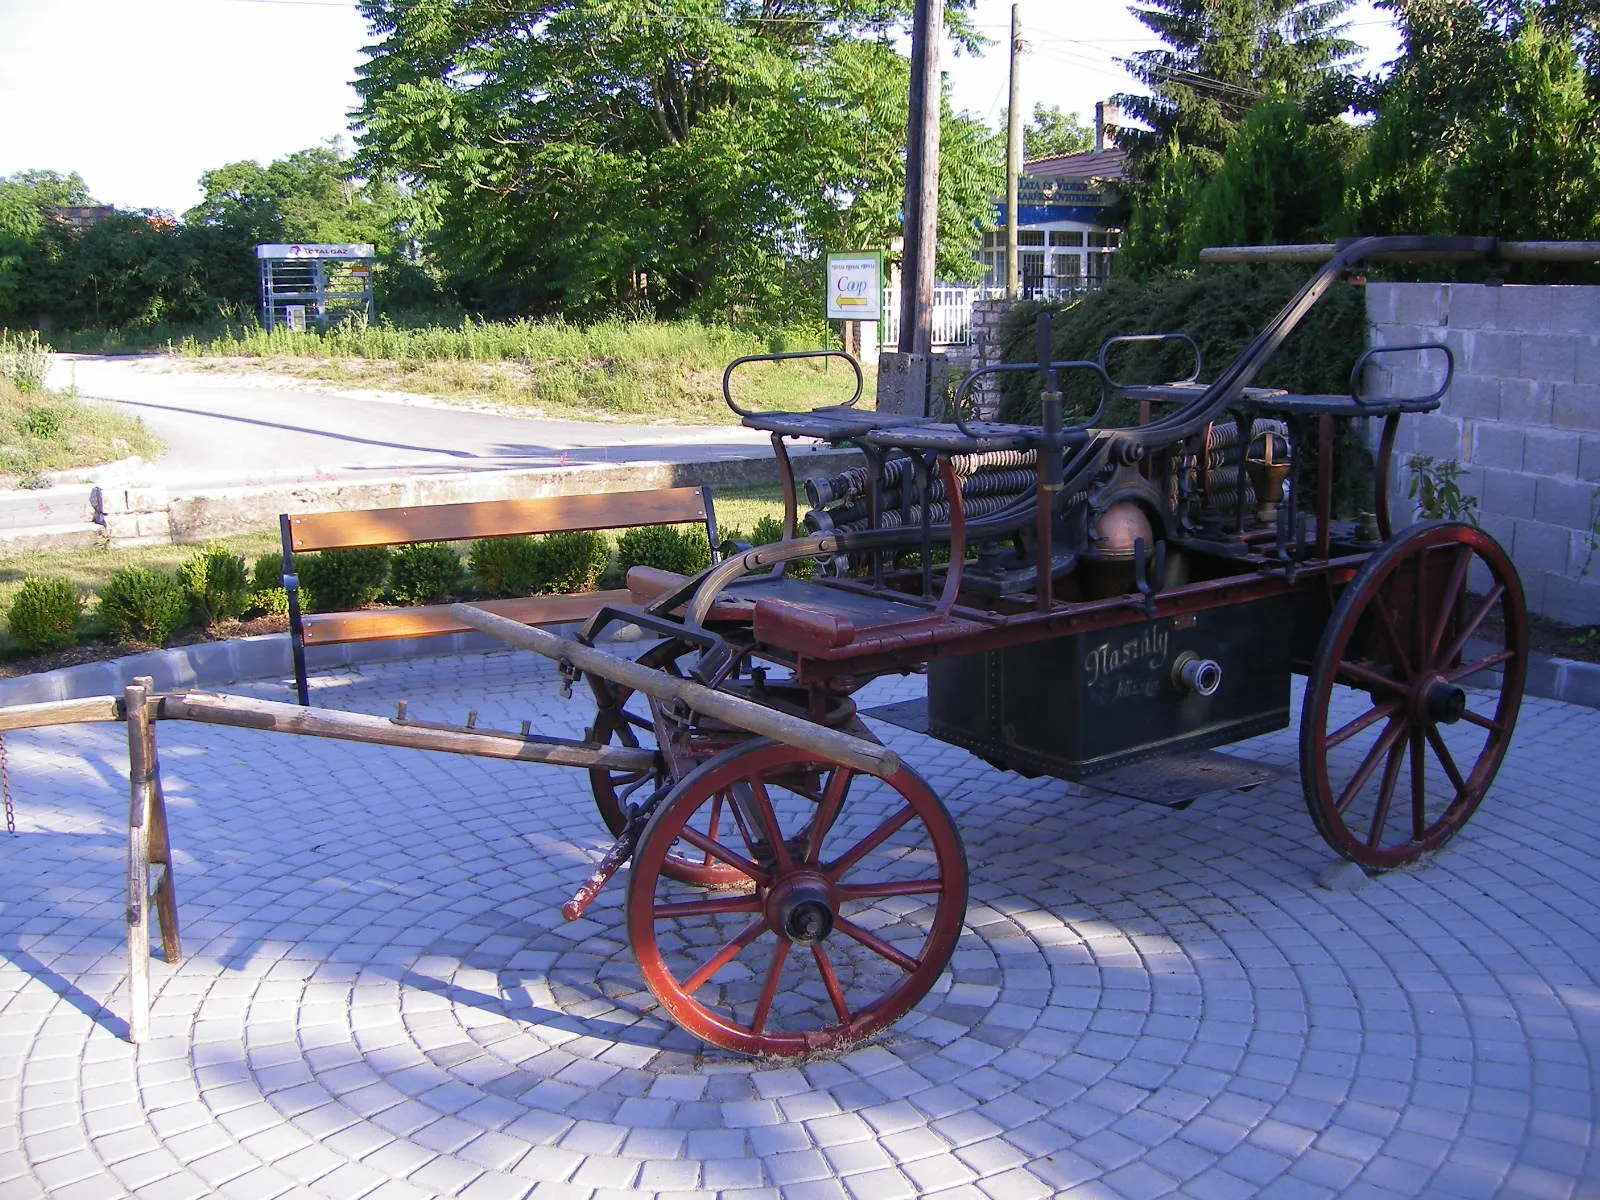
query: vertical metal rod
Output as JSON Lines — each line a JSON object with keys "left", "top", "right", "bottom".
{"left": 1034, "top": 314, "right": 1062, "bottom": 612}
{"left": 1375, "top": 413, "right": 1400, "bottom": 540}
{"left": 1317, "top": 413, "right": 1335, "bottom": 561}
{"left": 281, "top": 513, "right": 311, "bottom": 706}
{"left": 125, "top": 680, "right": 152, "bottom": 1044}
{"left": 899, "top": 0, "right": 943, "bottom": 358}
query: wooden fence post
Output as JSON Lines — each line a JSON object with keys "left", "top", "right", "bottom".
{"left": 124, "top": 675, "right": 180, "bottom": 1044}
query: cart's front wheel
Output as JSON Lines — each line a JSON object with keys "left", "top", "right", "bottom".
{"left": 586, "top": 639, "right": 747, "bottom": 887}
{"left": 628, "top": 739, "right": 967, "bottom": 1056}
{"left": 1301, "top": 521, "right": 1527, "bottom": 870}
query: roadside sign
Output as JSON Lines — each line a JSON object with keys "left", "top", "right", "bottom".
{"left": 285, "top": 305, "right": 307, "bottom": 332}
{"left": 825, "top": 251, "right": 883, "bottom": 321}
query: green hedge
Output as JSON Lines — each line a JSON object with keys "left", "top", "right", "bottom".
{"left": 995, "top": 263, "right": 1367, "bottom": 424}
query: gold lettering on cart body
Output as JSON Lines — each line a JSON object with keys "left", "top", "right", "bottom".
{"left": 1083, "top": 625, "right": 1171, "bottom": 690}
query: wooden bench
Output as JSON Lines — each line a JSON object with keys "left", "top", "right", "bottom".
{"left": 280, "top": 486, "right": 719, "bottom": 705}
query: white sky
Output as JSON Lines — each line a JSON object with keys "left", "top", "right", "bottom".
{"left": 0, "top": 0, "right": 1403, "bottom": 217}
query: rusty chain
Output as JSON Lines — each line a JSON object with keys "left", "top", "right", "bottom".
{"left": 1, "top": 733, "right": 12, "bottom": 835}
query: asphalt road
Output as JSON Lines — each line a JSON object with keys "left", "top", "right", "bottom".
{"left": 0, "top": 355, "right": 782, "bottom": 536}
{"left": 47, "top": 354, "right": 774, "bottom": 490}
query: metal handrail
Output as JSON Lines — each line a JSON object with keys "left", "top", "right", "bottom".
{"left": 721, "top": 350, "right": 864, "bottom": 418}
{"left": 1097, "top": 332, "right": 1203, "bottom": 387}
{"left": 1349, "top": 343, "right": 1455, "bottom": 407}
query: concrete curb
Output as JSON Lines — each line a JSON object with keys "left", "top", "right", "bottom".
{"left": 0, "top": 445, "right": 870, "bottom": 551}
{"left": 2, "top": 627, "right": 1595, "bottom": 712}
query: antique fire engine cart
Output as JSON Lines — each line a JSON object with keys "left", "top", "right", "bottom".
{"left": 526, "top": 234, "right": 1531, "bottom": 1055}
{"left": 0, "top": 236, "right": 1543, "bottom": 1057}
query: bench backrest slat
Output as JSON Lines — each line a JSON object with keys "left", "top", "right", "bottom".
{"left": 286, "top": 486, "right": 711, "bottom": 551}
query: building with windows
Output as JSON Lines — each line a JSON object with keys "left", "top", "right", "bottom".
{"left": 978, "top": 105, "right": 1127, "bottom": 297}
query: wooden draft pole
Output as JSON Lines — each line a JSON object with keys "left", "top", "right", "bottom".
{"left": 1005, "top": 4, "right": 1023, "bottom": 300}
{"left": 899, "top": 0, "right": 943, "bottom": 359}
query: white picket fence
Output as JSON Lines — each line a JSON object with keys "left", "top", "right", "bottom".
{"left": 876, "top": 286, "right": 989, "bottom": 348}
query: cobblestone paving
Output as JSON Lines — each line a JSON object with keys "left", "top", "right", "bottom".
{"left": 1, "top": 649, "right": 1597, "bottom": 1199}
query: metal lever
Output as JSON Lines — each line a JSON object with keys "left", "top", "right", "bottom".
{"left": 1133, "top": 538, "right": 1167, "bottom": 615}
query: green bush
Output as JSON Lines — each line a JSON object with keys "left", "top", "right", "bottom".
{"left": 251, "top": 553, "right": 282, "bottom": 593}
{"left": 995, "top": 263, "right": 1367, "bottom": 424}
{"left": 529, "top": 530, "right": 610, "bottom": 594}
{"left": 387, "top": 542, "right": 465, "bottom": 605}
{"left": 732, "top": 514, "right": 814, "bottom": 579}
{"left": 615, "top": 524, "right": 712, "bottom": 577}
{"left": 245, "top": 552, "right": 290, "bottom": 616}
{"left": 468, "top": 535, "right": 542, "bottom": 598}
{"left": 7, "top": 577, "right": 81, "bottom": 652}
{"left": 995, "top": 263, "right": 1373, "bottom": 515}
{"left": 297, "top": 546, "right": 390, "bottom": 612}
{"left": 178, "top": 544, "right": 251, "bottom": 626}
{"left": 97, "top": 567, "right": 189, "bottom": 645}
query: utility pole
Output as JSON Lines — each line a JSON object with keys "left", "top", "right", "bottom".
{"left": 1006, "top": 4, "right": 1022, "bottom": 300}
{"left": 897, "top": 0, "right": 943, "bottom": 361}
{"left": 878, "top": 0, "right": 943, "bottom": 415}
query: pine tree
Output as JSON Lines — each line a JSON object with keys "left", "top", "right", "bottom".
{"left": 1114, "top": 0, "right": 1360, "bottom": 177}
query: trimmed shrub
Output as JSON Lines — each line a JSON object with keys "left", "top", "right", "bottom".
{"left": 298, "top": 546, "right": 390, "bottom": 612}
{"left": 7, "top": 577, "right": 81, "bottom": 651}
{"left": 97, "top": 567, "right": 189, "bottom": 645}
{"left": 248, "top": 553, "right": 290, "bottom": 616}
{"left": 529, "top": 530, "right": 610, "bottom": 594}
{"left": 178, "top": 544, "right": 251, "bottom": 626}
{"left": 387, "top": 542, "right": 465, "bottom": 605}
{"left": 615, "top": 524, "right": 711, "bottom": 577}
{"left": 468, "top": 535, "right": 541, "bottom": 598}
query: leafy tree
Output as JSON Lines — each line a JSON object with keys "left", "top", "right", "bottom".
{"left": 0, "top": 170, "right": 94, "bottom": 211}
{"left": 186, "top": 146, "right": 395, "bottom": 247}
{"left": 184, "top": 146, "right": 410, "bottom": 312}
{"left": 1115, "top": 0, "right": 1360, "bottom": 176}
{"left": 1186, "top": 97, "right": 1354, "bottom": 255}
{"left": 1022, "top": 103, "right": 1092, "bottom": 160}
{"left": 352, "top": 0, "right": 998, "bottom": 324}
{"left": 0, "top": 171, "right": 96, "bottom": 317}
{"left": 22, "top": 211, "right": 214, "bottom": 328}
{"left": 1344, "top": 0, "right": 1600, "bottom": 245}
{"left": 1117, "top": 139, "right": 1206, "bottom": 278}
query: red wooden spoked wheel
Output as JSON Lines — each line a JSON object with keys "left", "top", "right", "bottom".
{"left": 1300, "top": 521, "right": 1527, "bottom": 871}
{"left": 627, "top": 739, "right": 968, "bottom": 1057}
{"left": 587, "top": 640, "right": 746, "bottom": 888}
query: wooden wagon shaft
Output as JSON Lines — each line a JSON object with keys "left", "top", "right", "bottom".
{"left": 448, "top": 604, "right": 903, "bottom": 779}
{"left": 1200, "top": 241, "right": 1600, "bottom": 264}
{"left": 154, "top": 692, "right": 657, "bottom": 771}
{"left": 0, "top": 695, "right": 123, "bottom": 731}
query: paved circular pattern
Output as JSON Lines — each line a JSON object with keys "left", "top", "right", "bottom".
{"left": 1, "top": 649, "right": 1598, "bottom": 1198}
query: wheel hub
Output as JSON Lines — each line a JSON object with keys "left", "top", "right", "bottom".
{"left": 1413, "top": 673, "right": 1467, "bottom": 725}
{"left": 765, "top": 871, "right": 837, "bottom": 945}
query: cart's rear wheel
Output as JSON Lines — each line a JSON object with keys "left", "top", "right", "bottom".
{"left": 628, "top": 739, "right": 967, "bottom": 1057}
{"left": 1300, "top": 521, "right": 1527, "bottom": 870}
{"left": 587, "top": 639, "right": 746, "bottom": 887}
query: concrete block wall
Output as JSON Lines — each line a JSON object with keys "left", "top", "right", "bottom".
{"left": 966, "top": 299, "right": 1019, "bottom": 419}
{"left": 1368, "top": 283, "right": 1600, "bottom": 625}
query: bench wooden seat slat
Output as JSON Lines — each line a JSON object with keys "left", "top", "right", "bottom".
{"left": 287, "top": 488, "right": 711, "bottom": 552}
{"left": 282, "top": 485, "right": 718, "bottom": 705}
{"left": 300, "top": 591, "right": 637, "bottom": 645}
